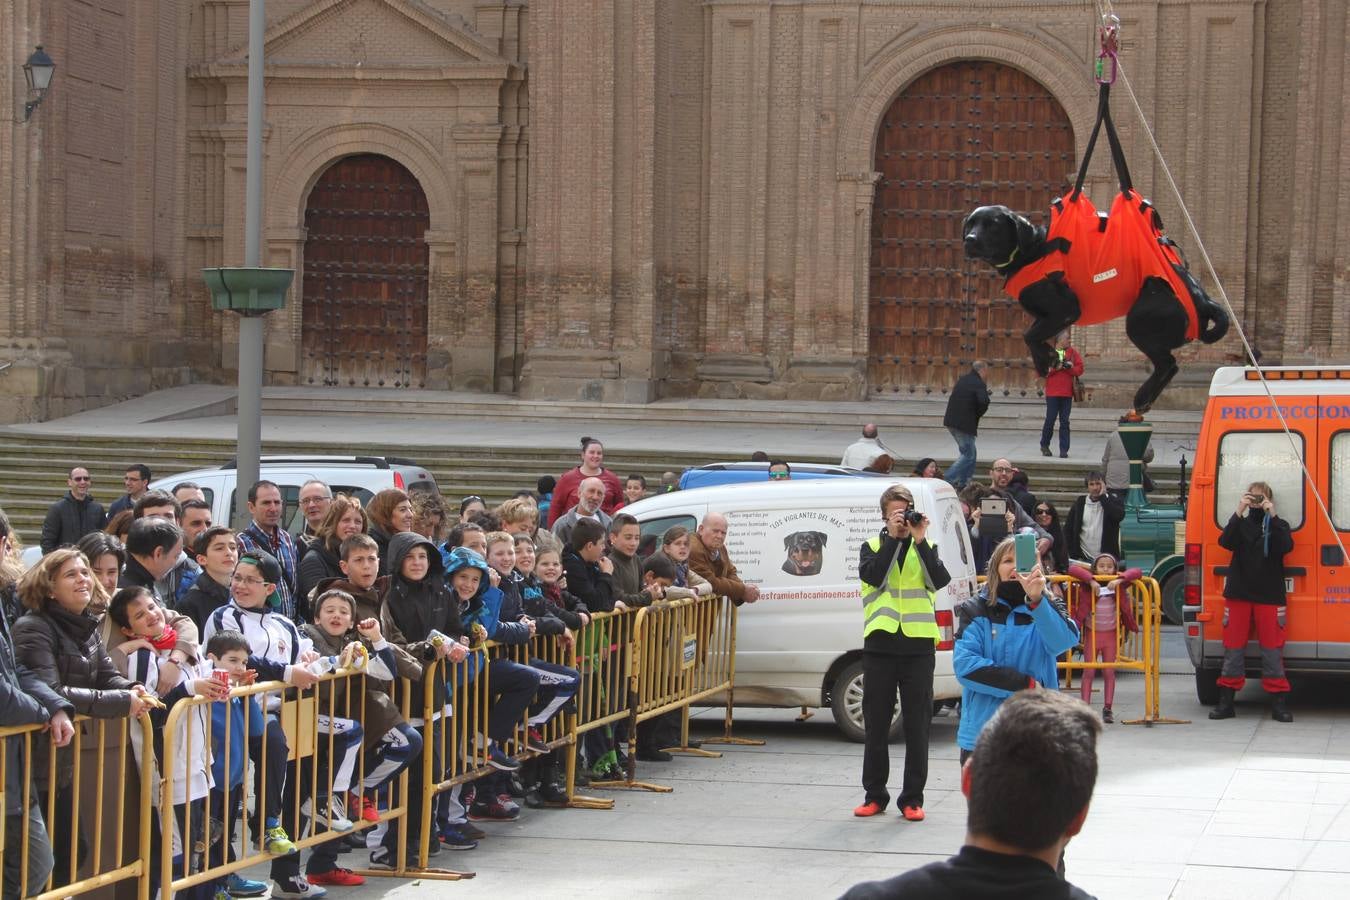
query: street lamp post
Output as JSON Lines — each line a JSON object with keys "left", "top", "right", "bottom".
{"left": 200, "top": 0, "right": 291, "bottom": 529}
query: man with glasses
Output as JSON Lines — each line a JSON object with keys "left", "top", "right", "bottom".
{"left": 108, "top": 463, "right": 152, "bottom": 519}
{"left": 296, "top": 480, "right": 333, "bottom": 558}
{"left": 986, "top": 460, "right": 1054, "bottom": 559}
{"left": 40, "top": 467, "right": 106, "bottom": 553}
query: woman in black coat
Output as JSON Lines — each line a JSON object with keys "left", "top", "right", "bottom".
{"left": 295, "top": 494, "right": 370, "bottom": 612}
{"left": 13, "top": 548, "right": 150, "bottom": 888}
{"left": 1032, "top": 501, "right": 1069, "bottom": 574}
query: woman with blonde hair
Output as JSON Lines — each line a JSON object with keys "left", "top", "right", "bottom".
{"left": 12, "top": 548, "right": 152, "bottom": 887}
{"left": 952, "top": 536, "right": 1078, "bottom": 765}
{"left": 498, "top": 496, "right": 540, "bottom": 540}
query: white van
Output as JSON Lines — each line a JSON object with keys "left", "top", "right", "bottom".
{"left": 624, "top": 477, "right": 978, "bottom": 741}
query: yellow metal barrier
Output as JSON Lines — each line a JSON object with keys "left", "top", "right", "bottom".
{"left": 157, "top": 667, "right": 408, "bottom": 894}
{"left": 0, "top": 714, "right": 154, "bottom": 900}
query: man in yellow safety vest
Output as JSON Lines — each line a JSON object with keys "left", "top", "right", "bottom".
{"left": 853, "top": 484, "right": 951, "bottom": 823}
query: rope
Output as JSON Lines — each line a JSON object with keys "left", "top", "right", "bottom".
{"left": 1085, "top": 3, "right": 1346, "bottom": 558}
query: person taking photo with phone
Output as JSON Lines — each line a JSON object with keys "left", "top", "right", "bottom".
{"left": 853, "top": 486, "right": 951, "bottom": 823}
{"left": 953, "top": 537, "right": 1079, "bottom": 766}
{"left": 1209, "top": 482, "right": 1294, "bottom": 722}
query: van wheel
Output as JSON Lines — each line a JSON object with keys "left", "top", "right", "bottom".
{"left": 829, "top": 660, "right": 903, "bottom": 743}
{"left": 1195, "top": 666, "right": 1220, "bottom": 706}
{"left": 1160, "top": 571, "right": 1185, "bottom": 625}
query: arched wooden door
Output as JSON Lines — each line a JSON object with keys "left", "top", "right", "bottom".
{"left": 868, "top": 61, "right": 1075, "bottom": 396}
{"left": 302, "top": 154, "right": 429, "bottom": 388}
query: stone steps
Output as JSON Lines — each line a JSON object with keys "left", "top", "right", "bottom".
{"left": 0, "top": 432, "right": 1185, "bottom": 547}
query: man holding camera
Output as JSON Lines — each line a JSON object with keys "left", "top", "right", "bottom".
{"left": 854, "top": 485, "right": 952, "bottom": 822}
{"left": 1211, "top": 481, "right": 1294, "bottom": 722}
{"left": 1040, "top": 333, "right": 1083, "bottom": 459}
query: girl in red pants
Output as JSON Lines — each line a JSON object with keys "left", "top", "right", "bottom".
{"left": 1069, "top": 554, "right": 1140, "bottom": 722}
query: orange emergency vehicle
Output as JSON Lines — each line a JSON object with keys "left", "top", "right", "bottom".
{"left": 1184, "top": 366, "right": 1350, "bottom": 703}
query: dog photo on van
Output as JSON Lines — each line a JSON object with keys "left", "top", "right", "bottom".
{"left": 782, "top": 530, "right": 827, "bottom": 576}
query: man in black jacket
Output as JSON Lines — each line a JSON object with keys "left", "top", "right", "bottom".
{"left": 1, "top": 599, "right": 75, "bottom": 897}
{"left": 1064, "top": 471, "right": 1125, "bottom": 561}
{"left": 843, "top": 690, "right": 1100, "bottom": 900}
{"left": 39, "top": 467, "right": 106, "bottom": 553}
{"left": 943, "top": 361, "right": 990, "bottom": 489}
{"left": 1210, "top": 482, "right": 1294, "bottom": 723}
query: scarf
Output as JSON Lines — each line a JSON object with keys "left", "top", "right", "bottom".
{"left": 149, "top": 626, "right": 178, "bottom": 652}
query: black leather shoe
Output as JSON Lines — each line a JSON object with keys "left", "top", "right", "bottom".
{"left": 1271, "top": 694, "right": 1294, "bottom": 723}
{"left": 1209, "top": 687, "right": 1237, "bottom": 720}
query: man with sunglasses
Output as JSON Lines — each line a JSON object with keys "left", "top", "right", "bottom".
{"left": 40, "top": 467, "right": 107, "bottom": 553}
{"left": 768, "top": 460, "right": 792, "bottom": 481}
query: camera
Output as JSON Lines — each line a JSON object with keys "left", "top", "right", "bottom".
{"left": 903, "top": 508, "right": 925, "bottom": 526}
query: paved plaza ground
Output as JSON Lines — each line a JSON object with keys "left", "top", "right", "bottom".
{"left": 271, "top": 628, "right": 1350, "bottom": 900}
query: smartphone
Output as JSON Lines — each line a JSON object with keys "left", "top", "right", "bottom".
{"left": 1014, "top": 531, "right": 1038, "bottom": 573}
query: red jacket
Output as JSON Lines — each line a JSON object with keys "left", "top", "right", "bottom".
{"left": 1005, "top": 190, "right": 1200, "bottom": 342}
{"left": 1044, "top": 346, "right": 1084, "bottom": 398}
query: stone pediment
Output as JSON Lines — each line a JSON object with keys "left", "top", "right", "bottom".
{"left": 216, "top": 0, "right": 511, "bottom": 69}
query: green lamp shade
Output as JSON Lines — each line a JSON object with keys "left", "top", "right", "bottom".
{"left": 202, "top": 267, "right": 293, "bottom": 313}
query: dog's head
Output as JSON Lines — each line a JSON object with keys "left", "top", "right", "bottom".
{"left": 783, "top": 531, "right": 827, "bottom": 572}
{"left": 962, "top": 206, "right": 1038, "bottom": 267}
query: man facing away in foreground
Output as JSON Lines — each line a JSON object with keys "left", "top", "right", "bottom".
{"left": 842, "top": 690, "right": 1101, "bottom": 900}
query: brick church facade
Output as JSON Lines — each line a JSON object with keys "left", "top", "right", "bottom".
{"left": 0, "top": 0, "right": 1342, "bottom": 421}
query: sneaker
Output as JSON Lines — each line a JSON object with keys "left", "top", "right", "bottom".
{"left": 368, "top": 847, "right": 400, "bottom": 871}
{"left": 271, "top": 876, "right": 328, "bottom": 899}
{"left": 224, "top": 873, "right": 268, "bottom": 897}
{"left": 351, "top": 791, "right": 380, "bottom": 824}
{"left": 264, "top": 824, "right": 297, "bottom": 856}
{"left": 487, "top": 744, "right": 522, "bottom": 772}
{"left": 301, "top": 796, "right": 354, "bottom": 833}
{"left": 901, "top": 805, "right": 926, "bottom": 822}
{"left": 853, "top": 801, "right": 883, "bottom": 818}
{"left": 526, "top": 727, "right": 550, "bottom": 753}
{"left": 468, "top": 794, "right": 521, "bottom": 821}
{"left": 305, "top": 868, "right": 365, "bottom": 887}
{"left": 1102, "top": 707, "right": 1114, "bottom": 724}
{"left": 437, "top": 826, "right": 479, "bottom": 850}
{"left": 457, "top": 821, "right": 487, "bottom": 841}
{"left": 591, "top": 761, "right": 623, "bottom": 781}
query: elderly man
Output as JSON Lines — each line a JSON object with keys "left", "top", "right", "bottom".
{"left": 841, "top": 424, "right": 896, "bottom": 470}
{"left": 688, "top": 512, "right": 759, "bottom": 605}
{"left": 551, "top": 476, "right": 613, "bottom": 546}
{"left": 40, "top": 467, "right": 106, "bottom": 553}
{"left": 296, "top": 479, "right": 333, "bottom": 556}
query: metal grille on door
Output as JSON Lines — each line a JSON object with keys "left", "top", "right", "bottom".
{"left": 302, "top": 154, "right": 430, "bottom": 388}
{"left": 868, "top": 61, "right": 1075, "bottom": 396}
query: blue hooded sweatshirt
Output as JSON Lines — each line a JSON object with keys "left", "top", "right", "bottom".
{"left": 953, "top": 582, "right": 1079, "bottom": 751}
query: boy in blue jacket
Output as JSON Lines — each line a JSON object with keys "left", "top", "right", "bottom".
{"left": 954, "top": 537, "right": 1079, "bottom": 764}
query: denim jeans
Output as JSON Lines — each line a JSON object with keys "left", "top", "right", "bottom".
{"left": 3, "top": 803, "right": 54, "bottom": 898}
{"left": 1041, "top": 396, "right": 1073, "bottom": 453}
{"left": 946, "top": 428, "right": 978, "bottom": 488}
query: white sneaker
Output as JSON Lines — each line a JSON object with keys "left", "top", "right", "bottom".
{"left": 300, "top": 796, "right": 354, "bottom": 833}
{"left": 272, "top": 876, "right": 328, "bottom": 899}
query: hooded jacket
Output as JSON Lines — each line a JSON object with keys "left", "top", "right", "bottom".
{"left": 561, "top": 547, "right": 616, "bottom": 613}
{"left": 953, "top": 583, "right": 1079, "bottom": 751}
{"left": 443, "top": 547, "right": 504, "bottom": 638}
{"left": 202, "top": 596, "right": 311, "bottom": 689}
{"left": 13, "top": 604, "right": 136, "bottom": 784}
{"left": 380, "top": 532, "right": 463, "bottom": 716}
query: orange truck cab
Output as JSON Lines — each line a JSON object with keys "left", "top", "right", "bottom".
{"left": 1184, "top": 366, "right": 1350, "bottom": 703}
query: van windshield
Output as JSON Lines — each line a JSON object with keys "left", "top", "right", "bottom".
{"left": 1215, "top": 432, "right": 1305, "bottom": 529}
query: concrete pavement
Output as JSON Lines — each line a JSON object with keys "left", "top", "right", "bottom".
{"left": 272, "top": 662, "right": 1350, "bottom": 900}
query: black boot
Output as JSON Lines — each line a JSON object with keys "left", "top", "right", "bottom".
{"left": 1209, "top": 687, "right": 1236, "bottom": 720}
{"left": 1271, "top": 693, "right": 1293, "bottom": 723}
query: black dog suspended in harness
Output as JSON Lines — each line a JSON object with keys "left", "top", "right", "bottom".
{"left": 962, "top": 74, "right": 1229, "bottom": 415}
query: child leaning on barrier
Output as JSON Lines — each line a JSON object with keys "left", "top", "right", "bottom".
{"left": 533, "top": 542, "right": 592, "bottom": 632}
{"left": 108, "top": 585, "right": 231, "bottom": 900}
{"left": 657, "top": 525, "right": 714, "bottom": 596}
{"left": 300, "top": 588, "right": 422, "bottom": 887}
{"left": 605, "top": 514, "right": 665, "bottom": 609}
{"left": 377, "top": 532, "right": 475, "bottom": 862}
{"left": 201, "top": 550, "right": 330, "bottom": 897}
{"left": 1067, "top": 554, "right": 1141, "bottom": 724}
{"left": 314, "top": 533, "right": 425, "bottom": 826}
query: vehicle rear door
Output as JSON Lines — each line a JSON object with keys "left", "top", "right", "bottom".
{"left": 1210, "top": 417, "right": 1315, "bottom": 663}
{"left": 1316, "top": 399, "right": 1350, "bottom": 660}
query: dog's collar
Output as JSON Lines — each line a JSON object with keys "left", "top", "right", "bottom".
{"left": 993, "top": 246, "right": 1020, "bottom": 269}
